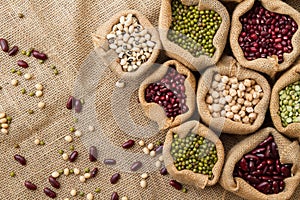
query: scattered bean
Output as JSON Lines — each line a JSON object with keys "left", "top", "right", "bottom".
{"left": 89, "top": 146, "right": 98, "bottom": 162}
{"left": 160, "top": 167, "right": 168, "bottom": 175}
{"left": 111, "top": 192, "right": 119, "bottom": 200}
{"left": 0, "top": 38, "right": 9, "bottom": 52}
{"left": 110, "top": 173, "right": 121, "bottom": 184}
{"left": 44, "top": 188, "right": 57, "bottom": 199}
{"left": 169, "top": 180, "right": 183, "bottom": 190}
{"left": 14, "top": 154, "right": 26, "bottom": 165}
{"left": 69, "top": 151, "right": 78, "bottom": 162}
{"left": 49, "top": 176, "right": 60, "bottom": 189}
{"left": 8, "top": 46, "right": 18, "bottom": 56}
{"left": 66, "top": 96, "right": 74, "bottom": 110}
{"left": 104, "top": 159, "right": 117, "bottom": 165}
{"left": 17, "top": 60, "right": 29, "bottom": 68}
{"left": 122, "top": 140, "right": 135, "bottom": 149}
{"left": 91, "top": 167, "right": 98, "bottom": 178}
{"left": 24, "top": 181, "right": 37, "bottom": 190}
{"left": 131, "top": 161, "right": 142, "bottom": 171}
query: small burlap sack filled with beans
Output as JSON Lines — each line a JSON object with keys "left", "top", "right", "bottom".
{"left": 220, "top": 127, "right": 300, "bottom": 200}
{"left": 197, "top": 56, "right": 271, "bottom": 134}
{"left": 92, "top": 10, "right": 161, "bottom": 80}
{"left": 163, "top": 120, "right": 224, "bottom": 189}
{"left": 270, "top": 60, "right": 300, "bottom": 141}
{"left": 230, "top": 0, "right": 300, "bottom": 78}
{"left": 138, "top": 60, "right": 196, "bottom": 130}
{"left": 159, "top": 0, "right": 230, "bottom": 72}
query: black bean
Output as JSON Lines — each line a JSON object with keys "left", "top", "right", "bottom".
{"left": 89, "top": 146, "right": 98, "bottom": 162}
{"left": 104, "top": 159, "right": 116, "bottom": 165}
{"left": 17, "top": 60, "right": 29, "bottom": 68}
{"left": 44, "top": 188, "right": 57, "bottom": 198}
{"left": 110, "top": 173, "right": 120, "bottom": 184}
{"left": 24, "top": 181, "right": 37, "bottom": 190}
{"left": 0, "top": 38, "right": 9, "bottom": 52}
{"left": 69, "top": 151, "right": 78, "bottom": 162}
{"left": 8, "top": 46, "right": 18, "bottom": 56}
{"left": 111, "top": 192, "right": 119, "bottom": 200}
{"left": 14, "top": 154, "right": 26, "bottom": 165}
{"left": 130, "top": 161, "right": 142, "bottom": 171}
{"left": 48, "top": 176, "right": 60, "bottom": 189}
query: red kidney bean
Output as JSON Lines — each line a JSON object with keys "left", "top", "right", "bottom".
{"left": 122, "top": 140, "right": 135, "bottom": 149}
{"left": 32, "top": 50, "right": 48, "bottom": 60}
{"left": 244, "top": 154, "right": 259, "bottom": 161}
{"left": 89, "top": 146, "right": 98, "bottom": 162}
{"left": 74, "top": 99, "right": 82, "bottom": 113}
{"left": 281, "top": 166, "right": 291, "bottom": 177}
{"left": 246, "top": 175, "right": 260, "bottom": 184}
{"left": 44, "top": 188, "right": 56, "bottom": 198}
{"left": 14, "top": 154, "right": 26, "bottom": 165}
{"left": 8, "top": 46, "right": 18, "bottom": 56}
{"left": 110, "top": 173, "right": 120, "bottom": 184}
{"left": 256, "top": 153, "right": 265, "bottom": 159}
{"left": 160, "top": 167, "right": 168, "bottom": 175}
{"left": 17, "top": 60, "right": 29, "bottom": 68}
{"left": 69, "top": 151, "right": 78, "bottom": 162}
{"left": 104, "top": 159, "right": 116, "bottom": 165}
{"left": 91, "top": 167, "right": 98, "bottom": 178}
{"left": 48, "top": 176, "right": 60, "bottom": 189}
{"left": 259, "top": 135, "right": 273, "bottom": 147}
{"left": 271, "top": 142, "right": 278, "bottom": 158}
{"left": 251, "top": 147, "right": 265, "bottom": 154}
{"left": 261, "top": 176, "right": 273, "bottom": 182}
{"left": 24, "top": 181, "right": 37, "bottom": 190}
{"left": 273, "top": 175, "right": 284, "bottom": 181}
{"left": 256, "top": 181, "right": 269, "bottom": 192}
{"left": 249, "top": 160, "right": 255, "bottom": 171}
{"left": 131, "top": 161, "right": 142, "bottom": 171}
{"left": 272, "top": 181, "right": 279, "bottom": 194}
{"left": 239, "top": 157, "right": 248, "bottom": 171}
{"left": 66, "top": 96, "right": 74, "bottom": 109}
{"left": 111, "top": 192, "right": 119, "bottom": 200}
{"left": 0, "top": 38, "right": 9, "bottom": 52}
{"left": 169, "top": 180, "right": 182, "bottom": 190}
{"left": 265, "top": 144, "right": 271, "bottom": 158}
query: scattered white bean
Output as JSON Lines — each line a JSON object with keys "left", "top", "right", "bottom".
{"left": 143, "top": 147, "right": 150, "bottom": 155}
{"left": 121, "top": 197, "right": 128, "bottom": 200}
{"left": 35, "top": 83, "right": 43, "bottom": 91}
{"left": 149, "top": 150, "right": 156, "bottom": 157}
{"left": 0, "top": 112, "right": 6, "bottom": 118}
{"left": 51, "top": 171, "right": 60, "bottom": 178}
{"left": 141, "top": 173, "right": 148, "bottom": 179}
{"left": 79, "top": 175, "right": 86, "bottom": 183}
{"left": 38, "top": 102, "right": 45, "bottom": 109}
{"left": 138, "top": 140, "right": 145, "bottom": 146}
{"left": 64, "top": 135, "right": 73, "bottom": 143}
{"left": 70, "top": 189, "right": 77, "bottom": 196}
{"left": 87, "top": 193, "right": 94, "bottom": 200}
{"left": 155, "top": 160, "right": 162, "bottom": 168}
{"left": 147, "top": 143, "right": 154, "bottom": 150}
{"left": 11, "top": 79, "right": 18, "bottom": 86}
{"left": 1, "top": 123, "right": 8, "bottom": 128}
{"left": 64, "top": 168, "right": 70, "bottom": 176}
{"left": 62, "top": 153, "right": 68, "bottom": 161}
{"left": 159, "top": 155, "right": 164, "bottom": 162}
{"left": 88, "top": 125, "right": 95, "bottom": 132}
{"left": 24, "top": 73, "right": 32, "bottom": 80}
{"left": 74, "top": 168, "right": 80, "bottom": 175}
{"left": 35, "top": 90, "right": 43, "bottom": 97}
{"left": 1, "top": 128, "right": 8, "bottom": 134}
{"left": 116, "top": 80, "right": 125, "bottom": 88}
{"left": 74, "top": 130, "right": 82, "bottom": 137}
{"left": 34, "top": 139, "right": 40, "bottom": 145}
{"left": 140, "top": 179, "right": 147, "bottom": 188}
{"left": 84, "top": 173, "right": 91, "bottom": 179}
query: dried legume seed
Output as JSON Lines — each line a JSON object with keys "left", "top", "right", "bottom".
{"left": 44, "top": 187, "right": 57, "bottom": 198}
{"left": 110, "top": 173, "right": 121, "bottom": 184}
{"left": 140, "top": 179, "right": 147, "bottom": 188}
{"left": 104, "top": 159, "right": 116, "bottom": 165}
{"left": 35, "top": 83, "right": 43, "bottom": 90}
{"left": 141, "top": 173, "right": 148, "bottom": 179}
{"left": 147, "top": 143, "right": 154, "bottom": 150}
{"left": 69, "top": 151, "right": 78, "bottom": 162}
{"left": 131, "top": 161, "right": 143, "bottom": 171}
{"left": 49, "top": 176, "right": 60, "bottom": 189}
{"left": 0, "top": 38, "right": 9, "bottom": 52}
{"left": 75, "top": 99, "right": 82, "bottom": 113}
{"left": 70, "top": 145, "right": 74, "bottom": 151}
{"left": 32, "top": 50, "right": 48, "bottom": 60}
{"left": 84, "top": 172, "right": 91, "bottom": 179}
{"left": 24, "top": 181, "right": 37, "bottom": 190}
{"left": 88, "top": 125, "right": 95, "bottom": 132}
{"left": 62, "top": 153, "right": 68, "bottom": 160}
{"left": 80, "top": 175, "right": 86, "bottom": 183}
{"left": 121, "top": 197, "right": 128, "bottom": 200}
{"left": 111, "top": 192, "right": 119, "bottom": 200}
{"left": 155, "top": 161, "right": 161, "bottom": 168}
{"left": 21, "top": 50, "right": 26, "bottom": 55}
{"left": 65, "top": 135, "right": 73, "bottom": 143}
{"left": 74, "top": 130, "right": 82, "bottom": 137}
{"left": 17, "top": 60, "right": 29, "bottom": 68}
{"left": 34, "top": 139, "right": 40, "bottom": 145}
{"left": 21, "top": 88, "right": 26, "bottom": 94}
{"left": 95, "top": 188, "right": 101, "bottom": 193}
{"left": 74, "top": 168, "right": 80, "bottom": 175}
{"left": 64, "top": 168, "right": 70, "bottom": 176}
{"left": 8, "top": 46, "right": 18, "bottom": 56}
{"left": 150, "top": 151, "right": 156, "bottom": 157}
{"left": 18, "top": 13, "right": 24, "bottom": 18}
{"left": 11, "top": 69, "right": 17, "bottom": 73}
{"left": 89, "top": 146, "right": 98, "bottom": 162}
{"left": 35, "top": 90, "right": 43, "bottom": 97}
{"left": 11, "top": 79, "right": 18, "bottom": 86}
{"left": 91, "top": 167, "right": 98, "bottom": 178}
{"left": 122, "top": 139, "right": 135, "bottom": 149}
{"left": 138, "top": 140, "right": 145, "bottom": 146}
{"left": 169, "top": 180, "right": 183, "bottom": 190}
{"left": 84, "top": 168, "right": 90, "bottom": 173}
{"left": 79, "top": 191, "right": 85, "bottom": 197}
{"left": 14, "top": 154, "right": 26, "bottom": 165}
{"left": 66, "top": 96, "right": 74, "bottom": 110}
{"left": 28, "top": 109, "right": 34, "bottom": 114}
{"left": 38, "top": 102, "right": 45, "bottom": 109}
{"left": 29, "top": 92, "right": 34, "bottom": 96}
{"left": 10, "top": 171, "right": 15, "bottom": 177}
{"left": 160, "top": 167, "right": 168, "bottom": 175}
{"left": 70, "top": 189, "right": 77, "bottom": 196}
{"left": 51, "top": 171, "right": 60, "bottom": 178}
{"left": 87, "top": 193, "right": 94, "bottom": 200}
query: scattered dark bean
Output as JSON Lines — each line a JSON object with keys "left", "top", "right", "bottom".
{"left": 155, "top": 145, "right": 163, "bottom": 154}
{"left": 122, "top": 140, "right": 135, "bottom": 149}
{"left": 24, "top": 181, "right": 37, "bottom": 190}
{"left": 32, "top": 50, "right": 48, "bottom": 60}
{"left": 111, "top": 192, "right": 119, "bottom": 200}
{"left": 0, "top": 38, "right": 9, "bottom": 52}
{"left": 74, "top": 99, "right": 82, "bottom": 113}
{"left": 89, "top": 146, "right": 98, "bottom": 162}
{"left": 160, "top": 167, "right": 168, "bottom": 175}
{"left": 69, "top": 151, "right": 78, "bottom": 162}
{"left": 169, "top": 180, "right": 182, "bottom": 190}
{"left": 44, "top": 188, "right": 57, "bottom": 199}
{"left": 131, "top": 161, "right": 142, "bottom": 171}
{"left": 66, "top": 96, "right": 74, "bottom": 110}
{"left": 17, "top": 60, "right": 29, "bottom": 68}
{"left": 91, "top": 167, "right": 98, "bottom": 178}
{"left": 104, "top": 159, "right": 116, "bottom": 165}
{"left": 48, "top": 176, "right": 60, "bottom": 189}
{"left": 110, "top": 173, "right": 120, "bottom": 184}
{"left": 14, "top": 154, "right": 26, "bottom": 165}
{"left": 8, "top": 46, "right": 18, "bottom": 56}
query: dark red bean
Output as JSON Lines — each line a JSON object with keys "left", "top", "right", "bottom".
{"left": 69, "top": 151, "right": 78, "bottom": 162}
{"left": 104, "top": 159, "right": 116, "bottom": 165}
{"left": 155, "top": 145, "right": 163, "bottom": 154}
{"left": 111, "top": 192, "right": 119, "bottom": 200}
{"left": 32, "top": 50, "right": 48, "bottom": 60}
{"left": 259, "top": 135, "right": 273, "bottom": 147}
{"left": 91, "top": 167, "right": 98, "bottom": 178}
{"left": 256, "top": 181, "right": 269, "bottom": 191}
{"left": 160, "top": 167, "right": 168, "bottom": 175}
{"left": 244, "top": 154, "right": 259, "bottom": 161}
{"left": 249, "top": 161, "right": 255, "bottom": 171}
{"left": 89, "top": 146, "right": 98, "bottom": 162}
{"left": 17, "top": 60, "right": 29, "bottom": 68}
{"left": 66, "top": 96, "right": 74, "bottom": 109}
{"left": 281, "top": 166, "right": 291, "bottom": 177}
{"left": 110, "top": 173, "right": 120, "bottom": 184}
{"left": 14, "top": 154, "right": 26, "bottom": 165}
{"left": 8, "top": 46, "right": 18, "bottom": 56}
{"left": 251, "top": 147, "right": 265, "bottom": 154}
{"left": 0, "top": 38, "right": 9, "bottom": 52}
{"left": 169, "top": 180, "right": 182, "bottom": 190}
{"left": 271, "top": 142, "right": 278, "bottom": 158}
{"left": 239, "top": 157, "right": 248, "bottom": 171}
{"left": 24, "top": 181, "right": 37, "bottom": 190}
{"left": 273, "top": 175, "right": 284, "bottom": 181}
{"left": 260, "top": 176, "right": 273, "bottom": 182}
{"left": 48, "top": 176, "right": 60, "bottom": 189}
{"left": 246, "top": 175, "right": 260, "bottom": 184}
{"left": 131, "top": 161, "right": 142, "bottom": 171}
{"left": 122, "top": 140, "right": 135, "bottom": 149}
{"left": 251, "top": 170, "right": 262, "bottom": 176}
{"left": 44, "top": 188, "right": 57, "bottom": 199}
{"left": 272, "top": 181, "right": 279, "bottom": 194}
{"left": 74, "top": 99, "right": 82, "bottom": 113}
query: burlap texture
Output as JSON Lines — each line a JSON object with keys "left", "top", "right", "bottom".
{"left": 270, "top": 59, "right": 300, "bottom": 141}
{"left": 138, "top": 60, "right": 196, "bottom": 130}
{"left": 197, "top": 56, "right": 271, "bottom": 134}
{"left": 220, "top": 127, "right": 300, "bottom": 200}
{"left": 0, "top": 0, "right": 299, "bottom": 199}
{"left": 221, "top": 0, "right": 243, "bottom": 2}
{"left": 158, "top": 0, "right": 230, "bottom": 72}
{"left": 230, "top": 0, "right": 300, "bottom": 78}
{"left": 163, "top": 121, "right": 225, "bottom": 189}
{"left": 92, "top": 10, "right": 161, "bottom": 80}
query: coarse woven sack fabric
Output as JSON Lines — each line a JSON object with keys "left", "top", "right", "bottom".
{"left": 159, "top": 0, "right": 230, "bottom": 72}
{"left": 197, "top": 56, "right": 271, "bottom": 135}
{"left": 0, "top": 0, "right": 299, "bottom": 200}
{"left": 138, "top": 60, "right": 196, "bottom": 130}
{"left": 230, "top": 0, "right": 300, "bottom": 78}
{"left": 270, "top": 59, "right": 300, "bottom": 141}
{"left": 220, "top": 127, "right": 300, "bottom": 200}
{"left": 163, "top": 120, "right": 224, "bottom": 189}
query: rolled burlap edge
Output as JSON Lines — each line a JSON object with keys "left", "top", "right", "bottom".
{"left": 92, "top": 9, "right": 161, "bottom": 80}
{"left": 138, "top": 60, "right": 196, "bottom": 130}
{"left": 230, "top": 0, "right": 300, "bottom": 78}
{"left": 197, "top": 56, "right": 271, "bottom": 135}
{"left": 220, "top": 127, "right": 300, "bottom": 200}
{"left": 163, "top": 120, "right": 225, "bottom": 189}
{"left": 159, "top": 0, "right": 230, "bottom": 72}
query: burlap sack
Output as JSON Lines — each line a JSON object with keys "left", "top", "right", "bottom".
{"left": 270, "top": 60, "right": 300, "bottom": 141}
{"left": 220, "top": 127, "right": 300, "bottom": 200}
{"left": 230, "top": 0, "right": 300, "bottom": 78}
{"left": 92, "top": 10, "right": 161, "bottom": 80}
{"left": 138, "top": 60, "right": 196, "bottom": 130}
{"left": 163, "top": 120, "right": 225, "bottom": 189}
{"left": 197, "top": 56, "right": 271, "bottom": 134}
{"left": 159, "top": 0, "right": 230, "bottom": 72}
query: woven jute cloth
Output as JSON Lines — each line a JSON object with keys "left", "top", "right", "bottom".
{"left": 0, "top": 0, "right": 299, "bottom": 200}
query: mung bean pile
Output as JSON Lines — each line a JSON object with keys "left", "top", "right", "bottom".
{"left": 167, "top": 0, "right": 222, "bottom": 58}
{"left": 170, "top": 132, "right": 218, "bottom": 179}
{"left": 278, "top": 81, "right": 300, "bottom": 127}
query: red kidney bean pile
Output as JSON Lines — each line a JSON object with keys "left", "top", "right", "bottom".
{"left": 233, "top": 135, "right": 292, "bottom": 194}
{"left": 238, "top": 2, "right": 298, "bottom": 63}
{"left": 145, "top": 66, "right": 188, "bottom": 118}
